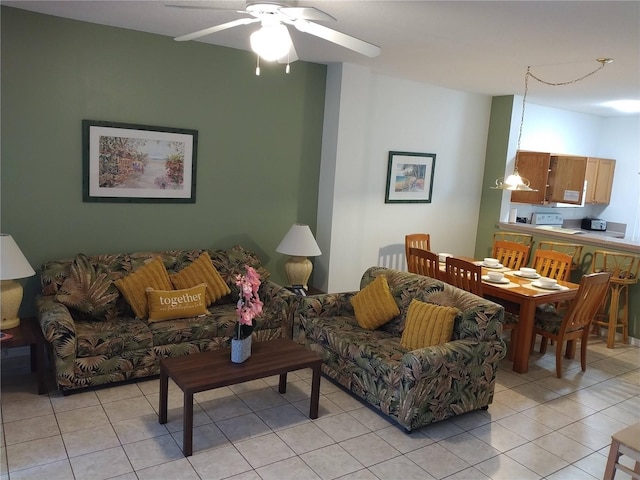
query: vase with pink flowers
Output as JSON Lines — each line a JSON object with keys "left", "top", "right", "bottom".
{"left": 231, "top": 265, "right": 263, "bottom": 363}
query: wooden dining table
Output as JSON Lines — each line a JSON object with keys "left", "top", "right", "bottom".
{"left": 441, "top": 258, "right": 580, "bottom": 374}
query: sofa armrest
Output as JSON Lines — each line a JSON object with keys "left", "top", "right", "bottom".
{"left": 294, "top": 291, "right": 357, "bottom": 322}
{"left": 259, "top": 280, "right": 297, "bottom": 338}
{"left": 36, "top": 296, "right": 79, "bottom": 387}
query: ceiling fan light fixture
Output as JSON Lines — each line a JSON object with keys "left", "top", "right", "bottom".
{"left": 250, "top": 23, "right": 291, "bottom": 61}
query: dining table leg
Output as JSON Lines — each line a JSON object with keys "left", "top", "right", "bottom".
{"left": 512, "top": 299, "right": 537, "bottom": 373}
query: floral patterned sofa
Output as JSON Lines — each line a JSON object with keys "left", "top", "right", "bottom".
{"left": 37, "top": 245, "right": 295, "bottom": 393}
{"left": 296, "top": 266, "right": 506, "bottom": 431}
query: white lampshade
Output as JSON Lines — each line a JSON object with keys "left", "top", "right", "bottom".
{"left": 250, "top": 23, "right": 292, "bottom": 61}
{"left": 276, "top": 224, "right": 321, "bottom": 257}
{"left": 276, "top": 224, "right": 321, "bottom": 288}
{"left": 1, "top": 234, "right": 35, "bottom": 330}
{"left": 1, "top": 234, "right": 35, "bottom": 280}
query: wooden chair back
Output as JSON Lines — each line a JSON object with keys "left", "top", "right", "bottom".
{"left": 445, "top": 257, "right": 482, "bottom": 296}
{"left": 407, "top": 247, "right": 440, "bottom": 278}
{"left": 538, "top": 241, "right": 583, "bottom": 271}
{"left": 492, "top": 232, "right": 533, "bottom": 247}
{"left": 534, "top": 272, "right": 611, "bottom": 378}
{"left": 492, "top": 240, "right": 531, "bottom": 270}
{"left": 532, "top": 249, "right": 573, "bottom": 281}
{"left": 405, "top": 233, "right": 431, "bottom": 263}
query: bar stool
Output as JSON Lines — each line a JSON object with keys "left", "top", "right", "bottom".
{"left": 492, "top": 232, "right": 533, "bottom": 248}
{"left": 603, "top": 422, "right": 640, "bottom": 480}
{"left": 538, "top": 241, "right": 584, "bottom": 273}
{"left": 591, "top": 251, "right": 640, "bottom": 348}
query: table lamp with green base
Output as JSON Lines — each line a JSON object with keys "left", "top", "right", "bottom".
{"left": 1, "top": 234, "right": 35, "bottom": 330}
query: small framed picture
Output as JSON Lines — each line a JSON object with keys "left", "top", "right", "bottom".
{"left": 385, "top": 151, "right": 436, "bottom": 203}
{"left": 83, "top": 120, "right": 198, "bottom": 203}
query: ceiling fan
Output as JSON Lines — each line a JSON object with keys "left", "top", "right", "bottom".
{"left": 172, "top": 2, "right": 381, "bottom": 65}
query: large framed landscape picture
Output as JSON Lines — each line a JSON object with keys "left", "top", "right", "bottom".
{"left": 83, "top": 120, "right": 198, "bottom": 203}
{"left": 385, "top": 151, "right": 436, "bottom": 203}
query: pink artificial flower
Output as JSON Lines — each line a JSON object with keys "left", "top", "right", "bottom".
{"left": 233, "top": 265, "right": 263, "bottom": 334}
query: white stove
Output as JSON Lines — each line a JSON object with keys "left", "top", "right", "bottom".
{"left": 531, "top": 213, "right": 584, "bottom": 234}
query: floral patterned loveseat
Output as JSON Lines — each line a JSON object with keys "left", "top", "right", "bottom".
{"left": 37, "top": 245, "right": 295, "bottom": 393}
{"left": 296, "top": 267, "right": 506, "bottom": 431}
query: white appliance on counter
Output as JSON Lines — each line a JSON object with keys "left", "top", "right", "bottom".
{"left": 530, "top": 213, "right": 585, "bottom": 234}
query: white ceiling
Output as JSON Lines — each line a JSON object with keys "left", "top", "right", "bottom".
{"left": 4, "top": 0, "right": 639, "bottom": 117}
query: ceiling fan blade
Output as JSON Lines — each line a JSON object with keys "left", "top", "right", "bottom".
{"left": 174, "top": 18, "right": 259, "bottom": 42}
{"left": 280, "top": 6, "right": 336, "bottom": 22}
{"left": 293, "top": 20, "right": 380, "bottom": 57}
{"left": 166, "top": 4, "right": 233, "bottom": 10}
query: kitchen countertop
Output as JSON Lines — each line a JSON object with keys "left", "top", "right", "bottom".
{"left": 498, "top": 222, "right": 640, "bottom": 253}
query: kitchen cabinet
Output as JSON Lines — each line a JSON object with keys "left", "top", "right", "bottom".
{"left": 511, "top": 151, "right": 587, "bottom": 205}
{"left": 584, "top": 157, "right": 615, "bottom": 204}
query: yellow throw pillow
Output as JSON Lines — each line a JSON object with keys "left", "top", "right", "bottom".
{"left": 170, "top": 252, "right": 231, "bottom": 306}
{"left": 400, "top": 300, "right": 459, "bottom": 350}
{"left": 114, "top": 257, "right": 173, "bottom": 319}
{"left": 350, "top": 275, "right": 400, "bottom": 330}
{"left": 146, "top": 284, "right": 208, "bottom": 322}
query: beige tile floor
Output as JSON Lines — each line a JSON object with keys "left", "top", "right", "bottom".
{"left": 1, "top": 337, "right": 639, "bottom": 480}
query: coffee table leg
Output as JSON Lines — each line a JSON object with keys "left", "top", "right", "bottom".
{"left": 183, "top": 392, "right": 194, "bottom": 457}
{"left": 309, "top": 364, "right": 321, "bottom": 419}
{"left": 159, "top": 369, "right": 168, "bottom": 424}
{"left": 278, "top": 372, "right": 287, "bottom": 394}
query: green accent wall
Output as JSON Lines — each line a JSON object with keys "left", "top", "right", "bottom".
{"left": 1, "top": 7, "right": 327, "bottom": 316}
{"left": 474, "top": 96, "right": 513, "bottom": 258}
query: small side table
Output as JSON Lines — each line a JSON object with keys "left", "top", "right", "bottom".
{"left": 1, "top": 316, "right": 47, "bottom": 394}
{"left": 306, "top": 286, "right": 325, "bottom": 296}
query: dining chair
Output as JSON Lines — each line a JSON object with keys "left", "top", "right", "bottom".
{"left": 516, "top": 249, "right": 575, "bottom": 349}
{"left": 407, "top": 247, "right": 440, "bottom": 279}
{"left": 538, "top": 240, "right": 584, "bottom": 272}
{"left": 531, "top": 249, "right": 573, "bottom": 282}
{"left": 492, "top": 240, "right": 531, "bottom": 270}
{"left": 492, "top": 232, "right": 533, "bottom": 248}
{"left": 444, "top": 257, "right": 482, "bottom": 296}
{"left": 591, "top": 250, "right": 640, "bottom": 348}
{"left": 405, "top": 233, "right": 431, "bottom": 265}
{"left": 532, "top": 271, "right": 612, "bottom": 378}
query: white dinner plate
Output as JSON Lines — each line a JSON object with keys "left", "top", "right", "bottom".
{"left": 531, "top": 280, "right": 561, "bottom": 290}
{"left": 482, "top": 263, "right": 504, "bottom": 269}
{"left": 482, "top": 275, "right": 509, "bottom": 284}
{"left": 513, "top": 271, "right": 540, "bottom": 279}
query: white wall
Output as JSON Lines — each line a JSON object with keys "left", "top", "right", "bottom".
{"left": 315, "top": 63, "right": 492, "bottom": 293}
{"left": 598, "top": 116, "right": 640, "bottom": 240}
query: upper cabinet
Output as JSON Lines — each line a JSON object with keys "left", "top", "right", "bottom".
{"left": 584, "top": 157, "right": 616, "bottom": 204}
{"left": 511, "top": 151, "right": 587, "bottom": 205}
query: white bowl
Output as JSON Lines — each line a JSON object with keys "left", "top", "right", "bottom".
{"left": 538, "top": 277, "right": 557, "bottom": 288}
{"left": 520, "top": 267, "right": 537, "bottom": 276}
{"left": 487, "top": 271, "right": 504, "bottom": 282}
{"left": 438, "top": 253, "right": 452, "bottom": 262}
{"left": 483, "top": 257, "right": 499, "bottom": 267}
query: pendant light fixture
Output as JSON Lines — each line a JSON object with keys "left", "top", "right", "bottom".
{"left": 492, "top": 58, "right": 613, "bottom": 191}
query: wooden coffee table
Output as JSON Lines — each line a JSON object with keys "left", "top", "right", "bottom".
{"left": 159, "top": 338, "right": 323, "bottom": 456}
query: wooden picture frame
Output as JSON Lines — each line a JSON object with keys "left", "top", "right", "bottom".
{"left": 385, "top": 151, "right": 436, "bottom": 203}
{"left": 83, "top": 120, "right": 198, "bottom": 203}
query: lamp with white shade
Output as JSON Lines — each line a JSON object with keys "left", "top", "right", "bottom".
{"left": 276, "top": 224, "right": 321, "bottom": 289}
{"left": 1, "top": 234, "right": 36, "bottom": 329}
